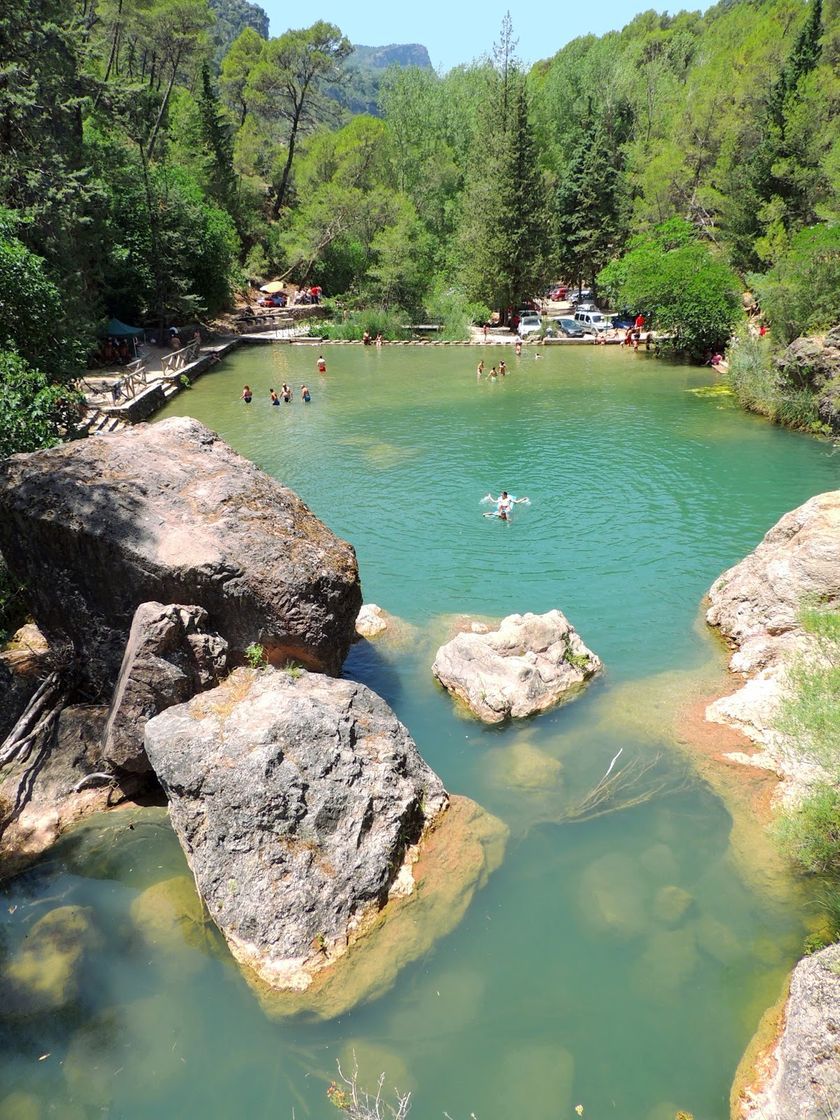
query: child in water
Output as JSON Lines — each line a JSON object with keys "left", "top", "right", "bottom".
{"left": 241, "top": 385, "right": 253, "bottom": 403}
{"left": 300, "top": 384, "right": 311, "bottom": 402}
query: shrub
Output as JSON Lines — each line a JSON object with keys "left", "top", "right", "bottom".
{"left": 775, "top": 783, "right": 840, "bottom": 875}
{"left": 749, "top": 224, "right": 840, "bottom": 344}
{"left": 244, "top": 642, "right": 267, "bottom": 669}
{"left": 318, "top": 307, "right": 412, "bottom": 342}
{"left": 777, "top": 608, "right": 840, "bottom": 771}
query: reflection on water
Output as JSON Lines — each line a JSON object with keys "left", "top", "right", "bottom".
{"left": 1, "top": 347, "right": 837, "bottom": 1118}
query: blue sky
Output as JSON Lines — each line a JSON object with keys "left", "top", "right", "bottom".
{"left": 259, "top": 0, "right": 699, "bottom": 72}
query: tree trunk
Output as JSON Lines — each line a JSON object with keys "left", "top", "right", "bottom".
{"left": 146, "top": 47, "right": 183, "bottom": 159}
{"left": 272, "top": 104, "right": 302, "bottom": 218}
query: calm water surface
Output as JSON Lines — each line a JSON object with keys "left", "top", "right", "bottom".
{"left": 2, "top": 345, "right": 838, "bottom": 1119}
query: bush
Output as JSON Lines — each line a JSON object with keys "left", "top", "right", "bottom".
{"left": 726, "top": 327, "right": 825, "bottom": 433}
{"left": 318, "top": 307, "right": 412, "bottom": 341}
{"left": 775, "top": 783, "right": 840, "bottom": 875}
{"left": 597, "top": 218, "right": 743, "bottom": 357}
{"left": 777, "top": 608, "right": 840, "bottom": 770}
{"left": 750, "top": 225, "right": 840, "bottom": 345}
{"left": 423, "top": 284, "right": 490, "bottom": 342}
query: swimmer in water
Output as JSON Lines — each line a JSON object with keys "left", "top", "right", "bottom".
{"left": 489, "top": 366, "right": 498, "bottom": 380}
{"left": 484, "top": 507, "right": 510, "bottom": 520}
{"left": 476, "top": 360, "right": 484, "bottom": 380}
{"left": 241, "top": 385, "right": 253, "bottom": 403}
{"left": 301, "top": 383, "right": 311, "bottom": 402}
{"left": 483, "top": 490, "right": 530, "bottom": 515}
{"left": 270, "top": 388, "right": 280, "bottom": 405}
{"left": 498, "top": 360, "right": 507, "bottom": 377}
{"left": 316, "top": 355, "right": 327, "bottom": 373}
{"left": 281, "top": 382, "right": 292, "bottom": 403}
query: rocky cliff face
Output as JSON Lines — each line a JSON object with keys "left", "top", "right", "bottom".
{"left": 0, "top": 418, "right": 361, "bottom": 693}
{"left": 776, "top": 326, "right": 840, "bottom": 432}
{"left": 705, "top": 490, "right": 840, "bottom": 801}
{"left": 144, "top": 668, "right": 450, "bottom": 993}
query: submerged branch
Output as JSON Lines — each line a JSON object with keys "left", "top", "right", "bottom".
{"left": 557, "top": 752, "right": 690, "bottom": 825}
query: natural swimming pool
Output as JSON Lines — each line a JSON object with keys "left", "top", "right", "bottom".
{"left": 2, "top": 343, "right": 838, "bottom": 1119}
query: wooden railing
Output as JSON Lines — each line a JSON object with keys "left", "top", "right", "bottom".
{"left": 161, "top": 338, "right": 200, "bottom": 375}
{"left": 110, "top": 360, "right": 148, "bottom": 402}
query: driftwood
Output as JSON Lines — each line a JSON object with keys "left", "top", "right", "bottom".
{"left": 0, "top": 671, "right": 65, "bottom": 770}
{"left": 328, "top": 1056, "right": 412, "bottom": 1120}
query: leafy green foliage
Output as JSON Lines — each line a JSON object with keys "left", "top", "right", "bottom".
{"left": 598, "top": 219, "right": 742, "bottom": 355}
{"left": 244, "top": 642, "right": 267, "bottom": 668}
{"left": 0, "top": 350, "right": 81, "bottom": 458}
{"left": 775, "top": 783, "right": 840, "bottom": 875}
{"left": 750, "top": 224, "right": 840, "bottom": 344}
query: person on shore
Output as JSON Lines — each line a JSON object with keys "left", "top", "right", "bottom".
{"left": 375, "top": 333, "right": 383, "bottom": 347}
{"left": 241, "top": 385, "right": 253, "bottom": 403}
{"left": 634, "top": 313, "right": 646, "bottom": 333}
{"left": 270, "top": 388, "right": 280, "bottom": 406}
{"left": 483, "top": 324, "right": 489, "bottom": 342}
{"left": 301, "top": 384, "right": 311, "bottom": 402}
{"left": 317, "top": 354, "right": 327, "bottom": 373}
{"left": 498, "top": 360, "right": 507, "bottom": 377}
{"left": 476, "top": 360, "right": 485, "bottom": 380}
{"left": 281, "top": 382, "right": 292, "bottom": 402}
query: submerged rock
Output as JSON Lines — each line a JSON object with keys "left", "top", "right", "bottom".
{"left": 104, "top": 602, "right": 227, "bottom": 773}
{"left": 0, "top": 905, "right": 101, "bottom": 1018}
{"left": 0, "top": 417, "right": 361, "bottom": 693}
{"left": 737, "top": 943, "right": 840, "bottom": 1120}
{"left": 431, "top": 610, "right": 602, "bottom": 723}
{"left": 355, "top": 603, "right": 390, "bottom": 639}
{"left": 143, "top": 667, "right": 450, "bottom": 994}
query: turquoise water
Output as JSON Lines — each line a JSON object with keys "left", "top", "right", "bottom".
{"left": 1, "top": 345, "right": 838, "bottom": 1119}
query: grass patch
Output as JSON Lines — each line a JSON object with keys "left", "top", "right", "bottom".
{"left": 726, "top": 327, "right": 827, "bottom": 433}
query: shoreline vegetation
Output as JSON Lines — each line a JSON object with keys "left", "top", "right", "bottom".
{"left": 3, "top": 0, "right": 840, "bottom": 457}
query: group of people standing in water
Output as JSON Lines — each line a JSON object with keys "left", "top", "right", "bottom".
{"left": 240, "top": 353, "right": 327, "bottom": 406}
{"left": 241, "top": 382, "right": 311, "bottom": 404}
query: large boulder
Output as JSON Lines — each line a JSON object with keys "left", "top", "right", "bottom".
{"left": 0, "top": 905, "right": 102, "bottom": 1018}
{"left": 104, "top": 601, "right": 227, "bottom": 773}
{"left": 736, "top": 943, "right": 840, "bottom": 1120}
{"left": 707, "top": 490, "right": 840, "bottom": 655}
{"left": 0, "top": 417, "right": 361, "bottom": 693}
{"left": 431, "top": 610, "right": 602, "bottom": 723}
{"left": 143, "top": 667, "right": 450, "bottom": 993}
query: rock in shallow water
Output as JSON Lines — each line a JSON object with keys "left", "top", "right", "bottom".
{"left": 431, "top": 610, "right": 602, "bottom": 723}
{"left": 0, "top": 417, "right": 361, "bottom": 692}
{"left": 143, "top": 667, "right": 451, "bottom": 994}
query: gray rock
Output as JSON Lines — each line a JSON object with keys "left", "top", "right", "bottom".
{"left": 143, "top": 667, "right": 449, "bottom": 992}
{"left": 739, "top": 943, "right": 840, "bottom": 1120}
{"left": 431, "top": 610, "right": 602, "bottom": 723}
{"left": 104, "top": 602, "right": 227, "bottom": 773}
{"left": 775, "top": 329, "right": 840, "bottom": 394}
{"left": 0, "top": 417, "right": 361, "bottom": 694}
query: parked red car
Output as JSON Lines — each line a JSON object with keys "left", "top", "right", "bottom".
{"left": 257, "top": 293, "right": 287, "bottom": 308}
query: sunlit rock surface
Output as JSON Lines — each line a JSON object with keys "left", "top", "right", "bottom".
{"left": 736, "top": 943, "right": 840, "bottom": 1120}
{"left": 432, "top": 610, "right": 602, "bottom": 723}
{"left": 705, "top": 490, "right": 840, "bottom": 802}
{"left": 144, "top": 667, "right": 505, "bottom": 1012}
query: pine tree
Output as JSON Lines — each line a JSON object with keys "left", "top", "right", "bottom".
{"left": 197, "top": 63, "right": 243, "bottom": 231}
{"left": 457, "top": 18, "right": 549, "bottom": 315}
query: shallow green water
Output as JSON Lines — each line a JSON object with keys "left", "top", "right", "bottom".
{"left": 1, "top": 345, "right": 838, "bottom": 1119}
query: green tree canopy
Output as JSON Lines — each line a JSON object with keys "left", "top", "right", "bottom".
{"left": 598, "top": 218, "right": 743, "bottom": 354}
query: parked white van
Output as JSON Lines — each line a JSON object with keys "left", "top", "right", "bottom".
{"left": 573, "top": 310, "right": 610, "bottom": 334}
